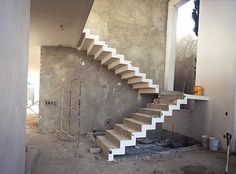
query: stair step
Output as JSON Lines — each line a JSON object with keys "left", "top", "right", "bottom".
{"left": 132, "top": 113, "right": 153, "bottom": 124}
{"left": 80, "top": 38, "right": 94, "bottom": 50}
{"left": 87, "top": 42, "right": 105, "bottom": 56}
{"left": 133, "top": 82, "right": 157, "bottom": 89}
{"left": 106, "top": 129, "right": 130, "bottom": 147}
{"left": 101, "top": 54, "right": 124, "bottom": 65}
{"left": 159, "top": 91, "right": 184, "bottom": 100}
{"left": 97, "top": 136, "right": 118, "bottom": 157}
{"left": 154, "top": 98, "right": 177, "bottom": 105}
{"left": 128, "top": 77, "right": 152, "bottom": 84}
{"left": 95, "top": 48, "right": 114, "bottom": 61}
{"left": 146, "top": 103, "right": 169, "bottom": 110}
{"left": 115, "top": 65, "right": 138, "bottom": 75}
{"left": 138, "top": 108, "right": 162, "bottom": 116}
{"left": 121, "top": 72, "right": 146, "bottom": 80}
{"left": 77, "top": 33, "right": 86, "bottom": 48}
{"left": 139, "top": 88, "right": 159, "bottom": 94}
{"left": 108, "top": 60, "right": 131, "bottom": 70}
{"left": 114, "top": 124, "right": 136, "bottom": 139}
{"left": 123, "top": 118, "right": 147, "bottom": 131}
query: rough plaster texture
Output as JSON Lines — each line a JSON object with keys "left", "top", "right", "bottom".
{"left": 174, "top": 35, "right": 197, "bottom": 94}
{"left": 85, "top": 0, "right": 169, "bottom": 90}
{"left": 39, "top": 47, "right": 154, "bottom": 134}
{"left": 0, "top": 0, "right": 30, "bottom": 173}
{"left": 163, "top": 101, "right": 211, "bottom": 142}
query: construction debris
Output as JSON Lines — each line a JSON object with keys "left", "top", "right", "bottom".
{"left": 90, "top": 147, "right": 101, "bottom": 154}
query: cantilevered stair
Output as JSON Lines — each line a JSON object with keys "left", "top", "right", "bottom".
{"left": 78, "top": 29, "right": 159, "bottom": 94}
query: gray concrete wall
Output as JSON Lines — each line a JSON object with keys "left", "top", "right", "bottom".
{"left": 0, "top": 0, "right": 30, "bottom": 173}
{"left": 163, "top": 101, "right": 211, "bottom": 142}
{"left": 85, "top": 0, "right": 169, "bottom": 90}
{"left": 39, "top": 46, "right": 154, "bottom": 134}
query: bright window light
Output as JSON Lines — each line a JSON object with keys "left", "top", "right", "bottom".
{"left": 177, "top": 0, "right": 196, "bottom": 40}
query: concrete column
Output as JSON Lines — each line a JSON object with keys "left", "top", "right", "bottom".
{"left": 0, "top": 0, "right": 30, "bottom": 173}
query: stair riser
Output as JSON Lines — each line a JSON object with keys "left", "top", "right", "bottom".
{"left": 138, "top": 108, "right": 161, "bottom": 116}
{"left": 132, "top": 114, "right": 152, "bottom": 124}
{"left": 146, "top": 103, "right": 169, "bottom": 110}
{"left": 96, "top": 51, "right": 111, "bottom": 61}
{"left": 124, "top": 119, "right": 142, "bottom": 131}
{"left": 160, "top": 95, "right": 184, "bottom": 100}
{"left": 105, "top": 132, "right": 120, "bottom": 147}
{"left": 128, "top": 77, "right": 143, "bottom": 84}
{"left": 81, "top": 38, "right": 94, "bottom": 50}
{"left": 88, "top": 45, "right": 103, "bottom": 56}
{"left": 102, "top": 57, "right": 119, "bottom": 66}
{"left": 78, "top": 33, "right": 85, "bottom": 48}
{"left": 114, "top": 125, "right": 132, "bottom": 139}
{"left": 97, "top": 137, "right": 109, "bottom": 158}
{"left": 154, "top": 98, "right": 177, "bottom": 105}
{"left": 121, "top": 72, "right": 136, "bottom": 79}
{"left": 139, "top": 88, "right": 158, "bottom": 94}
{"left": 133, "top": 83, "right": 151, "bottom": 89}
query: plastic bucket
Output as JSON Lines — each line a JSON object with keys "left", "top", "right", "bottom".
{"left": 201, "top": 135, "right": 209, "bottom": 149}
{"left": 193, "top": 86, "right": 204, "bottom": 96}
{"left": 209, "top": 137, "right": 219, "bottom": 151}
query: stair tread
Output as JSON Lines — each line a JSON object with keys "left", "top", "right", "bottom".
{"left": 133, "top": 112, "right": 152, "bottom": 118}
{"left": 116, "top": 124, "right": 137, "bottom": 133}
{"left": 124, "top": 118, "right": 149, "bottom": 125}
{"left": 106, "top": 129, "right": 130, "bottom": 141}
{"left": 97, "top": 136, "right": 119, "bottom": 149}
{"left": 149, "top": 103, "right": 169, "bottom": 106}
{"left": 140, "top": 108, "right": 162, "bottom": 112}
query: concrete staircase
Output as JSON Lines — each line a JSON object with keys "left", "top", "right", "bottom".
{"left": 96, "top": 92, "right": 199, "bottom": 161}
{"left": 78, "top": 29, "right": 159, "bottom": 94}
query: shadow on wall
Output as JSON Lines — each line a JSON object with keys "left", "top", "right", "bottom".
{"left": 174, "top": 35, "right": 197, "bottom": 94}
{"left": 39, "top": 46, "right": 155, "bottom": 135}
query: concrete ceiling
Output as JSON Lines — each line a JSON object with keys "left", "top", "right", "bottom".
{"left": 30, "top": 0, "right": 94, "bottom": 47}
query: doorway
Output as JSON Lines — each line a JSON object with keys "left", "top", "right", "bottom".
{"left": 164, "top": 0, "right": 198, "bottom": 92}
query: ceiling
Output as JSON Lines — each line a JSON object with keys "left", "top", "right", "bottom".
{"left": 30, "top": 0, "right": 94, "bottom": 47}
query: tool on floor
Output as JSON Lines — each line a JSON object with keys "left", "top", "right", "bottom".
{"left": 223, "top": 132, "right": 232, "bottom": 174}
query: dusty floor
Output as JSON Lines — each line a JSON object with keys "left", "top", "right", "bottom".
{"left": 26, "top": 129, "right": 236, "bottom": 174}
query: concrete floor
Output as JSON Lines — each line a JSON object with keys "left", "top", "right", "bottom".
{"left": 27, "top": 129, "right": 236, "bottom": 174}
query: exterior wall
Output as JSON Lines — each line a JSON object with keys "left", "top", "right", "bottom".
{"left": 39, "top": 47, "right": 154, "bottom": 134}
{"left": 85, "top": 0, "right": 169, "bottom": 90}
{"left": 195, "top": 0, "right": 236, "bottom": 150}
{"left": 0, "top": 0, "right": 30, "bottom": 173}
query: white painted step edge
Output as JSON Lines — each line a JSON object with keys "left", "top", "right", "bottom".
{"left": 106, "top": 94, "right": 204, "bottom": 161}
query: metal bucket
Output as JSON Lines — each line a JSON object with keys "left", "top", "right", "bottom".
{"left": 201, "top": 135, "right": 209, "bottom": 149}
{"left": 209, "top": 137, "right": 219, "bottom": 151}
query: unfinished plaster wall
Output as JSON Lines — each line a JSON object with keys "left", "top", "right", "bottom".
{"left": 0, "top": 0, "right": 30, "bottom": 173}
{"left": 85, "top": 0, "right": 169, "bottom": 90}
{"left": 39, "top": 46, "right": 153, "bottom": 134}
{"left": 163, "top": 101, "right": 211, "bottom": 142}
{"left": 195, "top": 0, "right": 236, "bottom": 151}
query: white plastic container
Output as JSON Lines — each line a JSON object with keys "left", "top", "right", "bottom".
{"left": 209, "top": 137, "right": 219, "bottom": 151}
{"left": 201, "top": 135, "right": 209, "bottom": 149}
